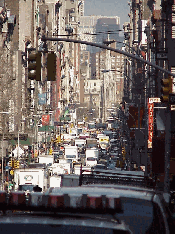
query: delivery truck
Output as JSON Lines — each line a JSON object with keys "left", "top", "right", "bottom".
{"left": 85, "top": 148, "right": 99, "bottom": 167}
{"left": 14, "top": 166, "right": 49, "bottom": 192}
{"left": 64, "top": 145, "right": 78, "bottom": 162}
{"left": 38, "top": 154, "right": 54, "bottom": 165}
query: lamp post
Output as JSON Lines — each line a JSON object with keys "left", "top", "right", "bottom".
{"left": 0, "top": 112, "right": 9, "bottom": 190}
{"left": 33, "top": 115, "right": 40, "bottom": 160}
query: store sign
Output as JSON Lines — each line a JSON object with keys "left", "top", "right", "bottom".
{"left": 148, "top": 97, "right": 160, "bottom": 103}
{"left": 42, "top": 115, "right": 50, "bottom": 126}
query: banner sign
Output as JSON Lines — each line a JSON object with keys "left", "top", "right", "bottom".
{"left": 148, "top": 102, "right": 154, "bottom": 148}
{"left": 42, "top": 115, "right": 50, "bottom": 126}
{"left": 38, "top": 93, "right": 47, "bottom": 105}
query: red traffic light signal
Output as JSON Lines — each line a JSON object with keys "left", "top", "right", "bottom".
{"left": 47, "top": 52, "right": 56, "bottom": 81}
{"left": 28, "top": 52, "right": 41, "bottom": 81}
{"left": 160, "top": 76, "right": 172, "bottom": 103}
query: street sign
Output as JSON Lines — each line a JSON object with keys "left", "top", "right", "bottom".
{"left": 171, "top": 105, "right": 175, "bottom": 111}
{"left": 169, "top": 94, "right": 175, "bottom": 104}
{"left": 148, "top": 97, "right": 161, "bottom": 103}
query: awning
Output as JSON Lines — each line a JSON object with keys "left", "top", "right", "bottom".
{"left": 60, "top": 116, "right": 71, "bottom": 121}
{"left": 10, "top": 137, "right": 32, "bottom": 146}
{"left": 38, "top": 126, "right": 54, "bottom": 132}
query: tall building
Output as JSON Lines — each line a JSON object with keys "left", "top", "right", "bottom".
{"left": 78, "top": 14, "right": 124, "bottom": 121}
{"left": 95, "top": 17, "right": 120, "bottom": 52}
{"left": 78, "top": 15, "right": 121, "bottom": 52}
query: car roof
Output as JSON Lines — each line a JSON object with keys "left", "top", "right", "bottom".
{"left": 46, "top": 185, "right": 155, "bottom": 201}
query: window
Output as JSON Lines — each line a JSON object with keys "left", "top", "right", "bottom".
{"left": 172, "top": 26, "right": 175, "bottom": 38}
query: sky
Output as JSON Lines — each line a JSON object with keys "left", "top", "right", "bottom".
{"left": 84, "top": 0, "right": 130, "bottom": 31}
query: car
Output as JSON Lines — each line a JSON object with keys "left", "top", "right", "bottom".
{"left": 43, "top": 185, "right": 175, "bottom": 234}
{"left": 92, "top": 164, "right": 106, "bottom": 170}
{"left": 106, "top": 164, "right": 117, "bottom": 170}
{"left": 0, "top": 190, "right": 133, "bottom": 234}
{"left": 18, "top": 184, "right": 36, "bottom": 194}
{"left": 100, "top": 149, "right": 107, "bottom": 155}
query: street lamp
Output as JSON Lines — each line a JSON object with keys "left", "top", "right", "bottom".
{"left": 0, "top": 112, "right": 9, "bottom": 190}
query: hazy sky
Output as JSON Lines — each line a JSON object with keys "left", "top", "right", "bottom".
{"left": 84, "top": 0, "right": 130, "bottom": 30}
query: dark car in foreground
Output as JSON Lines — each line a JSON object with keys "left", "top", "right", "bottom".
{"left": 0, "top": 190, "right": 133, "bottom": 233}
{"left": 45, "top": 185, "right": 174, "bottom": 234}
{"left": 0, "top": 170, "right": 175, "bottom": 234}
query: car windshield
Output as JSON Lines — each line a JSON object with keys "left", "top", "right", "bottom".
{"left": 94, "top": 165, "right": 106, "bottom": 169}
{"left": 66, "top": 155, "right": 76, "bottom": 158}
{"left": 87, "top": 157, "right": 97, "bottom": 161}
{"left": 18, "top": 185, "right": 35, "bottom": 192}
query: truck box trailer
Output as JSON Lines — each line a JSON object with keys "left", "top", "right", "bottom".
{"left": 85, "top": 148, "right": 99, "bottom": 167}
{"left": 86, "top": 148, "right": 99, "bottom": 160}
{"left": 74, "top": 138, "right": 86, "bottom": 147}
{"left": 49, "top": 175, "right": 62, "bottom": 187}
{"left": 14, "top": 167, "right": 49, "bottom": 192}
{"left": 64, "top": 145, "right": 78, "bottom": 162}
{"left": 38, "top": 155, "right": 54, "bottom": 165}
{"left": 50, "top": 162, "right": 71, "bottom": 175}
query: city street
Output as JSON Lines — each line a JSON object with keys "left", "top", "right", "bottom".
{"left": 0, "top": 0, "right": 175, "bottom": 233}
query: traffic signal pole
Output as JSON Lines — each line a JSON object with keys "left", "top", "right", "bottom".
{"left": 41, "top": 36, "right": 175, "bottom": 77}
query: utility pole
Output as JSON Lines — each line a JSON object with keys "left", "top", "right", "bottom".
{"left": 164, "top": 104, "right": 171, "bottom": 193}
{"left": 0, "top": 112, "right": 9, "bottom": 190}
{"left": 1, "top": 132, "right": 4, "bottom": 190}
{"left": 17, "top": 129, "right": 19, "bottom": 161}
{"left": 137, "top": 94, "right": 141, "bottom": 169}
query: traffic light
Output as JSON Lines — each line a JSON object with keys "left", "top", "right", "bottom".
{"left": 28, "top": 52, "right": 41, "bottom": 81}
{"left": 14, "top": 160, "right": 19, "bottom": 169}
{"left": 160, "top": 76, "right": 172, "bottom": 102}
{"left": 47, "top": 52, "right": 56, "bottom": 81}
{"left": 9, "top": 159, "right": 14, "bottom": 168}
{"left": 122, "top": 147, "right": 126, "bottom": 161}
{"left": 9, "top": 160, "right": 12, "bottom": 167}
